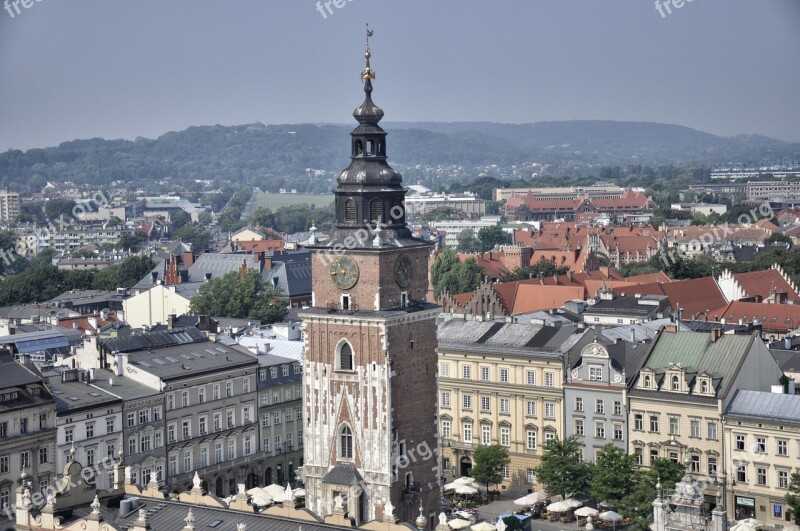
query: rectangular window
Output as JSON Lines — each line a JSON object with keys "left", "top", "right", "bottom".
{"left": 462, "top": 365, "right": 471, "bottom": 379}
{"left": 141, "top": 434, "right": 151, "bottom": 452}
{"left": 441, "top": 420, "right": 451, "bottom": 439}
{"left": 262, "top": 413, "right": 270, "bottom": 427}
{"left": 690, "top": 455, "right": 700, "bottom": 473}
{"left": 634, "top": 413, "right": 643, "bottom": 431}
{"left": 129, "top": 437, "right": 137, "bottom": 455}
{"left": 527, "top": 469, "right": 536, "bottom": 484}
{"left": 39, "top": 414, "right": 46, "bottom": 430}
{"left": 127, "top": 412, "right": 135, "bottom": 427}
{"left": 463, "top": 423, "right": 472, "bottom": 444}
{"left": 757, "top": 467, "right": 767, "bottom": 486}
{"left": 20, "top": 451, "right": 30, "bottom": 469}
{"left": 213, "top": 384, "right": 220, "bottom": 400}
{"left": 441, "top": 392, "right": 450, "bottom": 407}
{"left": 65, "top": 428, "right": 74, "bottom": 443}
{"left": 502, "top": 465, "right": 509, "bottom": 479}
{"left": 273, "top": 412, "right": 281, "bottom": 424}
{"left": 544, "top": 402, "right": 555, "bottom": 419}
{"left": 226, "top": 382, "right": 233, "bottom": 397}
{"left": 526, "top": 371, "right": 536, "bottom": 386}
{"left": 106, "top": 418, "right": 115, "bottom": 433}
{"left": 481, "top": 425, "right": 491, "bottom": 446}
{"left": 575, "top": 419, "right": 584, "bottom": 436}
{"left": 545, "top": 372, "right": 554, "bottom": 387}
{"left": 589, "top": 366, "right": 603, "bottom": 381}
{"left": 595, "top": 399, "right": 604, "bottom": 414}
{"left": 87, "top": 448, "right": 95, "bottom": 466}
{"left": 595, "top": 422, "right": 605, "bottom": 439}
{"left": 480, "top": 396, "right": 490, "bottom": 412}
{"left": 737, "top": 465, "right": 746, "bottom": 483}
{"left": 613, "top": 424, "right": 623, "bottom": 441}
{"left": 38, "top": 447, "right": 47, "bottom": 464}
{"left": 480, "top": 367, "right": 489, "bottom": 381}
{"left": 613, "top": 401, "right": 622, "bottom": 416}
{"left": 669, "top": 416, "right": 679, "bottom": 435}
{"left": 198, "top": 388, "right": 206, "bottom": 403}
{"left": 199, "top": 416, "right": 207, "bottom": 435}
{"left": 86, "top": 423, "right": 95, "bottom": 438}
{"left": 182, "top": 420, "right": 190, "bottom": 440}
{"left": 215, "top": 443, "right": 223, "bottom": 463}
{"left": 526, "top": 400, "right": 536, "bottom": 416}
{"left": 440, "top": 363, "right": 449, "bottom": 377}
{"left": 200, "top": 447, "right": 208, "bottom": 468}
{"left": 649, "top": 415, "right": 659, "bottom": 433}
{"left": 230, "top": 439, "right": 238, "bottom": 459}
{"left": 214, "top": 413, "right": 221, "bottom": 431}
{"left": 463, "top": 394, "right": 472, "bottom": 410}
{"left": 153, "top": 406, "right": 162, "bottom": 421}
{"left": 650, "top": 449, "right": 658, "bottom": 464}
{"left": 442, "top": 458, "right": 450, "bottom": 471}
{"left": 243, "top": 378, "right": 250, "bottom": 393}
{"left": 0, "top": 456, "right": 7, "bottom": 474}
{"left": 735, "top": 434, "right": 746, "bottom": 451}
{"left": 0, "top": 490, "right": 9, "bottom": 511}
{"left": 168, "top": 423, "right": 176, "bottom": 443}
{"left": 779, "top": 470, "right": 789, "bottom": 489}
{"left": 634, "top": 447, "right": 643, "bottom": 465}
{"left": 526, "top": 430, "right": 536, "bottom": 450}
{"left": 756, "top": 437, "right": 766, "bottom": 453}
{"left": 778, "top": 439, "right": 788, "bottom": 456}
{"left": 690, "top": 419, "right": 700, "bottom": 438}
{"left": 181, "top": 391, "right": 189, "bottom": 408}
{"left": 708, "top": 457, "right": 717, "bottom": 477}
{"left": 154, "top": 431, "right": 162, "bottom": 448}
{"left": 227, "top": 409, "right": 235, "bottom": 428}
{"left": 167, "top": 394, "right": 174, "bottom": 410}
{"left": 707, "top": 421, "right": 717, "bottom": 440}
{"left": 184, "top": 452, "right": 192, "bottom": 473}
{"left": 575, "top": 397, "right": 583, "bottom": 412}
{"left": 500, "top": 426, "right": 510, "bottom": 447}
{"left": 500, "top": 398, "right": 509, "bottom": 414}
{"left": 139, "top": 409, "right": 150, "bottom": 424}
{"left": 499, "top": 368, "right": 509, "bottom": 383}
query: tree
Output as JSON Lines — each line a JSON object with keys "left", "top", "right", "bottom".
{"left": 786, "top": 472, "right": 800, "bottom": 525}
{"left": 437, "top": 258, "right": 484, "bottom": 299}
{"left": 535, "top": 436, "right": 592, "bottom": 499}
{"left": 620, "top": 458, "right": 684, "bottom": 531}
{"left": 590, "top": 445, "right": 637, "bottom": 509}
{"left": 469, "top": 445, "right": 510, "bottom": 494}
{"left": 766, "top": 232, "right": 793, "bottom": 248}
{"left": 106, "top": 216, "right": 124, "bottom": 228}
{"left": 174, "top": 222, "right": 212, "bottom": 252}
{"left": 117, "top": 233, "right": 144, "bottom": 252}
{"left": 500, "top": 258, "right": 569, "bottom": 282}
{"left": 169, "top": 210, "right": 191, "bottom": 231}
{"left": 477, "top": 226, "right": 512, "bottom": 251}
{"left": 44, "top": 198, "right": 77, "bottom": 221}
{"left": 189, "top": 270, "right": 289, "bottom": 324}
{"left": 431, "top": 247, "right": 460, "bottom": 297}
{"left": 456, "top": 229, "right": 483, "bottom": 253}
{"left": 198, "top": 211, "right": 214, "bottom": 226}
{"left": 92, "top": 256, "right": 156, "bottom": 290}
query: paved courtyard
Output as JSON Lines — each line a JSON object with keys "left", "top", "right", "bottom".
{"left": 471, "top": 493, "right": 591, "bottom": 531}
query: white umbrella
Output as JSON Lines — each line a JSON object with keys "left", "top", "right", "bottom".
{"left": 575, "top": 507, "right": 599, "bottom": 517}
{"left": 292, "top": 488, "right": 306, "bottom": 498}
{"left": 443, "top": 482, "right": 459, "bottom": 492}
{"left": 264, "top": 484, "right": 287, "bottom": 499}
{"left": 448, "top": 519, "right": 472, "bottom": 530}
{"left": 599, "top": 511, "right": 623, "bottom": 522}
{"left": 455, "top": 476, "right": 477, "bottom": 485}
{"left": 250, "top": 491, "right": 273, "bottom": 507}
{"left": 547, "top": 501, "right": 572, "bottom": 512}
{"left": 564, "top": 498, "right": 583, "bottom": 508}
{"left": 246, "top": 487, "right": 263, "bottom": 495}
{"left": 513, "top": 491, "right": 549, "bottom": 506}
{"left": 471, "top": 522, "right": 497, "bottom": 531}
{"left": 740, "top": 519, "right": 763, "bottom": 530}
{"left": 731, "top": 520, "right": 764, "bottom": 531}
{"left": 455, "top": 484, "right": 478, "bottom": 495}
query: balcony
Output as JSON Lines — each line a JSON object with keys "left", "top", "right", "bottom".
{"left": 443, "top": 438, "right": 474, "bottom": 451}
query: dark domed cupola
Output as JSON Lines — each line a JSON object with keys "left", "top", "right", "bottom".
{"left": 318, "top": 29, "right": 421, "bottom": 249}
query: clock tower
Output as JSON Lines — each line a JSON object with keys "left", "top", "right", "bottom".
{"left": 299, "top": 30, "right": 439, "bottom": 526}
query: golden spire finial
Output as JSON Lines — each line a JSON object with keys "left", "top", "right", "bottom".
{"left": 361, "top": 23, "right": 375, "bottom": 81}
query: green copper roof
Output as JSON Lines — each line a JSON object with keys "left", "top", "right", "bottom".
{"left": 646, "top": 331, "right": 754, "bottom": 379}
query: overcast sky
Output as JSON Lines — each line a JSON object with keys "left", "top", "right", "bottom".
{"left": 1, "top": 0, "right": 799, "bottom": 151}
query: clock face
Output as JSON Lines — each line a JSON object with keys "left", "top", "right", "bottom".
{"left": 330, "top": 256, "right": 360, "bottom": 290}
{"left": 394, "top": 254, "right": 413, "bottom": 288}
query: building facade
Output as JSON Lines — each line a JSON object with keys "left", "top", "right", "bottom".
{"left": 257, "top": 354, "right": 304, "bottom": 488}
{"left": 0, "top": 191, "right": 20, "bottom": 223}
{"left": 437, "top": 320, "right": 588, "bottom": 491}
{"left": 300, "top": 41, "right": 439, "bottom": 525}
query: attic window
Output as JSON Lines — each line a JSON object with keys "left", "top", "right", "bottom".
{"left": 671, "top": 375, "right": 680, "bottom": 391}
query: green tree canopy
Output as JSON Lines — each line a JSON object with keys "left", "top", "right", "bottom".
{"left": 92, "top": 256, "right": 156, "bottom": 291}
{"left": 44, "top": 198, "right": 77, "bottom": 222}
{"left": 477, "top": 226, "right": 512, "bottom": 251}
{"left": 435, "top": 257, "right": 484, "bottom": 299}
{"left": 620, "top": 458, "right": 684, "bottom": 530}
{"left": 174, "top": 222, "right": 212, "bottom": 252}
{"left": 169, "top": 210, "right": 191, "bottom": 231}
{"left": 590, "top": 444, "right": 637, "bottom": 509}
{"left": 456, "top": 229, "right": 483, "bottom": 254}
{"left": 766, "top": 232, "right": 793, "bottom": 248}
{"left": 189, "top": 269, "right": 289, "bottom": 324}
{"left": 469, "top": 445, "right": 510, "bottom": 493}
{"left": 786, "top": 472, "right": 800, "bottom": 524}
{"left": 500, "top": 258, "right": 569, "bottom": 282}
{"left": 535, "top": 436, "right": 592, "bottom": 499}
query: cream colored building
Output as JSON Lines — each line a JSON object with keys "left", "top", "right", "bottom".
{"left": 723, "top": 389, "right": 800, "bottom": 528}
{"left": 0, "top": 191, "right": 20, "bottom": 224}
{"left": 122, "top": 284, "right": 192, "bottom": 329}
{"left": 627, "top": 328, "right": 782, "bottom": 507}
{"left": 437, "top": 319, "right": 590, "bottom": 492}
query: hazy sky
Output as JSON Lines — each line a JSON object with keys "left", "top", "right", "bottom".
{"left": 1, "top": 0, "right": 799, "bottom": 151}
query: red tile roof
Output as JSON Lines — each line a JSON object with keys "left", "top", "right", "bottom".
{"left": 612, "top": 277, "right": 726, "bottom": 319}
{"left": 708, "top": 301, "right": 800, "bottom": 333}
{"left": 731, "top": 269, "right": 800, "bottom": 303}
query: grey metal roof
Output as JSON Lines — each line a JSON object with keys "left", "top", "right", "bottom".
{"left": 126, "top": 341, "right": 258, "bottom": 381}
{"left": 89, "top": 368, "right": 161, "bottom": 400}
{"left": 322, "top": 463, "right": 363, "bottom": 486}
{"left": 725, "top": 389, "right": 800, "bottom": 423}
{"left": 101, "top": 327, "right": 206, "bottom": 353}
{"left": 43, "top": 371, "right": 122, "bottom": 413}
{"left": 0, "top": 328, "right": 83, "bottom": 352}
{"left": 0, "top": 356, "right": 41, "bottom": 389}
{"left": 770, "top": 349, "right": 800, "bottom": 373}
{"left": 438, "top": 319, "right": 585, "bottom": 357}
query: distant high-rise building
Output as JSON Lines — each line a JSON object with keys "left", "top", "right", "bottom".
{"left": 0, "top": 190, "right": 20, "bottom": 223}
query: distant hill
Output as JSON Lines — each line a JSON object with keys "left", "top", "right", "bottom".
{"left": 1, "top": 120, "right": 798, "bottom": 194}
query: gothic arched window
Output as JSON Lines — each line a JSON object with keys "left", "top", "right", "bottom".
{"left": 339, "top": 425, "right": 353, "bottom": 459}
{"left": 337, "top": 342, "right": 353, "bottom": 371}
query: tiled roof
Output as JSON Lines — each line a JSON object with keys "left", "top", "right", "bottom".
{"left": 731, "top": 269, "right": 800, "bottom": 302}
{"left": 708, "top": 301, "right": 800, "bottom": 332}
{"left": 613, "top": 277, "right": 726, "bottom": 319}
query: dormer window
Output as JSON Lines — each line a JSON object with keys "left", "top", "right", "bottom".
{"left": 643, "top": 375, "right": 652, "bottom": 388}
{"left": 701, "top": 380, "right": 709, "bottom": 394}
{"left": 671, "top": 375, "right": 680, "bottom": 391}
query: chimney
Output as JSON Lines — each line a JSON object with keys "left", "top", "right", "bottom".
{"left": 7, "top": 326, "right": 14, "bottom": 336}
{"left": 182, "top": 250, "right": 195, "bottom": 268}
{"left": 630, "top": 328, "right": 636, "bottom": 343}
{"left": 168, "top": 314, "right": 176, "bottom": 331}
{"left": 710, "top": 328, "right": 721, "bottom": 342}
{"left": 115, "top": 353, "right": 124, "bottom": 377}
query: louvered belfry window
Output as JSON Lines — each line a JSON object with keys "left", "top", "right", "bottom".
{"left": 345, "top": 199, "right": 356, "bottom": 222}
